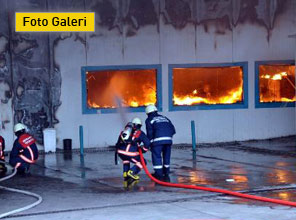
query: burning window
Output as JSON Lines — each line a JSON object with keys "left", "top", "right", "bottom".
{"left": 258, "top": 64, "right": 295, "bottom": 103}
{"left": 85, "top": 68, "right": 157, "bottom": 110}
{"left": 171, "top": 65, "right": 245, "bottom": 107}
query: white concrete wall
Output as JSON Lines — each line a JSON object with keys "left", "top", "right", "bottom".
{"left": 52, "top": 3, "right": 296, "bottom": 149}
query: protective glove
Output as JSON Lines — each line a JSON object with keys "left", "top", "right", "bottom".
{"left": 18, "top": 149, "right": 24, "bottom": 155}
{"left": 139, "top": 145, "right": 148, "bottom": 153}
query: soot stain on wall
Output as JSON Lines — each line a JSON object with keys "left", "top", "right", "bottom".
{"left": 0, "top": 0, "right": 13, "bottom": 133}
{"left": 1, "top": 0, "right": 63, "bottom": 144}
{"left": 91, "top": 0, "right": 117, "bottom": 30}
{"left": 237, "top": 0, "right": 290, "bottom": 40}
{"left": 162, "top": 0, "right": 192, "bottom": 30}
{"left": 125, "top": 0, "right": 158, "bottom": 31}
{"left": 11, "top": 33, "right": 52, "bottom": 143}
{"left": 89, "top": 0, "right": 291, "bottom": 39}
{"left": 88, "top": 0, "right": 290, "bottom": 47}
{"left": 161, "top": 0, "right": 289, "bottom": 40}
{"left": 90, "top": 0, "right": 159, "bottom": 36}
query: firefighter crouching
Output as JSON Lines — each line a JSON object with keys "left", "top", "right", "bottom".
{"left": 0, "top": 135, "right": 7, "bottom": 175}
{"left": 9, "top": 123, "right": 39, "bottom": 174}
{"left": 116, "top": 118, "right": 150, "bottom": 181}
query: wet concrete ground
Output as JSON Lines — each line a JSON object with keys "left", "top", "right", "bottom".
{"left": 1, "top": 136, "right": 296, "bottom": 220}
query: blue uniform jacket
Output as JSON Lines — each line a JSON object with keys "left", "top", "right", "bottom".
{"left": 9, "top": 133, "right": 39, "bottom": 164}
{"left": 116, "top": 129, "right": 150, "bottom": 157}
{"left": 145, "top": 112, "right": 176, "bottom": 147}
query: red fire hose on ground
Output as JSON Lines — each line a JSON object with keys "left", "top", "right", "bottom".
{"left": 139, "top": 149, "right": 296, "bottom": 207}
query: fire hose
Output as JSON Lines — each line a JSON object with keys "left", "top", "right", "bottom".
{"left": 139, "top": 149, "right": 296, "bottom": 207}
{"left": 0, "top": 161, "right": 43, "bottom": 218}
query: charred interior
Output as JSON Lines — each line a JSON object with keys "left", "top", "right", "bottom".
{"left": 87, "top": 69, "right": 157, "bottom": 108}
{"left": 259, "top": 65, "right": 296, "bottom": 103}
{"left": 172, "top": 66, "right": 243, "bottom": 106}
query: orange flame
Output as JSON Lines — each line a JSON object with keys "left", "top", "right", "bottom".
{"left": 172, "top": 66, "right": 244, "bottom": 106}
{"left": 174, "top": 87, "right": 243, "bottom": 105}
{"left": 259, "top": 65, "right": 296, "bottom": 103}
{"left": 259, "top": 97, "right": 296, "bottom": 103}
{"left": 87, "top": 88, "right": 156, "bottom": 108}
{"left": 87, "top": 69, "right": 157, "bottom": 108}
{"left": 261, "top": 72, "right": 288, "bottom": 80}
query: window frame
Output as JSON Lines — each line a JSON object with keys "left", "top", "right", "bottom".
{"left": 255, "top": 60, "right": 295, "bottom": 108}
{"left": 81, "top": 64, "right": 162, "bottom": 114}
{"left": 168, "top": 62, "right": 248, "bottom": 111}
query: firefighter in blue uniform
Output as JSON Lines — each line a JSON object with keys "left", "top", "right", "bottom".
{"left": 145, "top": 105, "right": 176, "bottom": 181}
{"left": 9, "top": 123, "right": 39, "bottom": 174}
{"left": 0, "top": 135, "right": 7, "bottom": 175}
{"left": 116, "top": 118, "right": 150, "bottom": 181}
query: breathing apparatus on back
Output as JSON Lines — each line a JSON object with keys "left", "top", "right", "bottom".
{"left": 115, "top": 122, "right": 133, "bottom": 165}
{"left": 120, "top": 122, "right": 133, "bottom": 143}
{"left": 115, "top": 118, "right": 143, "bottom": 165}
{"left": 120, "top": 118, "right": 142, "bottom": 142}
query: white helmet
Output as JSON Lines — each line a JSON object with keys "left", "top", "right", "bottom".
{"left": 14, "top": 123, "right": 26, "bottom": 133}
{"left": 132, "top": 117, "right": 142, "bottom": 125}
{"left": 145, "top": 104, "right": 157, "bottom": 114}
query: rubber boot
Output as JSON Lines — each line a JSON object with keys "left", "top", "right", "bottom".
{"left": 123, "top": 171, "right": 129, "bottom": 180}
{"left": 127, "top": 170, "right": 140, "bottom": 180}
{"left": 152, "top": 173, "right": 162, "bottom": 180}
{"left": 163, "top": 174, "right": 171, "bottom": 182}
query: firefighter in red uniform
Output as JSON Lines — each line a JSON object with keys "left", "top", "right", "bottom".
{"left": 116, "top": 118, "right": 150, "bottom": 181}
{"left": 0, "top": 135, "right": 7, "bottom": 174}
{"left": 9, "top": 123, "right": 39, "bottom": 174}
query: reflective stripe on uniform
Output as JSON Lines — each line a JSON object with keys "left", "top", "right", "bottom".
{"left": 117, "top": 150, "right": 139, "bottom": 157}
{"left": 0, "top": 144, "right": 3, "bottom": 159}
{"left": 153, "top": 165, "right": 162, "bottom": 169}
{"left": 20, "top": 155, "right": 35, "bottom": 164}
{"left": 126, "top": 144, "right": 131, "bottom": 152}
{"left": 27, "top": 146, "right": 34, "bottom": 161}
{"left": 131, "top": 158, "right": 143, "bottom": 169}
{"left": 123, "top": 160, "right": 130, "bottom": 164}
{"left": 150, "top": 116, "right": 169, "bottom": 125}
{"left": 164, "top": 164, "right": 170, "bottom": 168}
{"left": 15, "top": 162, "right": 21, "bottom": 168}
{"left": 151, "top": 137, "right": 172, "bottom": 143}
